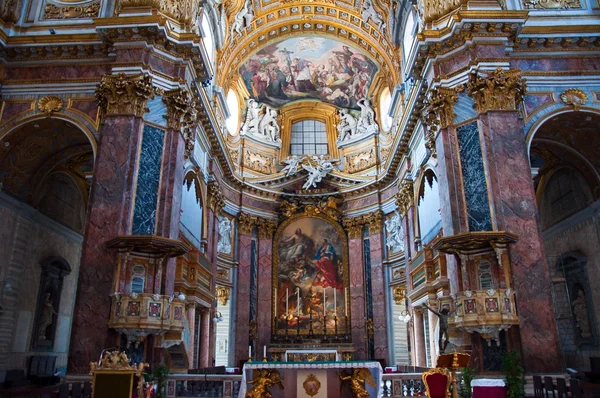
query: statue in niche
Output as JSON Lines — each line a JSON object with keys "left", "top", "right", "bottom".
{"left": 336, "top": 108, "right": 358, "bottom": 142}
{"left": 356, "top": 98, "right": 380, "bottom": 136}
{"left": 217, "top": 215, "right": 233, "bottom": 254}
{"left": 230, "top": 0, "right": 254, "bottom": 37}
{"left": 572, "top": 286, "right": 592, "bottom": 338}
{"left": 37, "top": 292, "right": 57, "bottom": 341}
{"left": 423, "top": 302, "right": 462, "bottom": 353}
{"left": 240, "top": 99, "right": 281, "bottom": 144}
{"left": 361, "top": 0, "right": 386, "bottom": 31}
{"left": 384, "top": 211, "right": 404, "bottom": 253}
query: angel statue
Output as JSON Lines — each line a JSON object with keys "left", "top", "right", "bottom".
{"left": 301, "top": 155, "right": 335, "bottom": 190}
{"left": 245, "top": 369, "right": 284, "bottom": 398}
{"left": 356, "top": 98, "right": 380, "bottom": 135}
{"left": 230, "top": 0, "right": 254, "bottom": 38}
{"left": 336, "top": 108, "right": 358, "bottom": 142}
{"left": 281, "top": 155, "right": 301, "bottom": 177}
{"left": 340, "top": 368, "right": 377, "bottom": 398}
{"left": 361, "top": 0, "right": 386, "bottom": 31}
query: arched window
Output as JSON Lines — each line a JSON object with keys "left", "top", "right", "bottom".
{"left": 225, "top": 89, "right": 240, "bottom": 135}
{"left": 478, "top": 261, "right": 494, "bottom": 289}
{"left": 539, "top": 167, "right": 593, "bottom": 228}
{"left": 131, "top": 265, "right": 146, "bottom": 293}
{"left": 379, "top": 87, "right": 393, "bottom": 132}
{"left": 417, "top": 170, "right": 442, "bottom": 245}
{"left": 181, "top": 173, "right": 203, "bottom": 248}
{"left": 290, "top": 120, "right": 328, "bottom": 155}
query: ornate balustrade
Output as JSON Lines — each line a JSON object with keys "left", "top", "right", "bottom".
{"left": 166, "top": 374, "right": 242, "bottom": 398}
{"left": 382, "top": 373, "right": 427, "bottom": 397}
{"left": 450, "top": 288, "right": 519, "bottom": 342}
{"left": 108, "top": 293, "right": 186, "bottom": 341}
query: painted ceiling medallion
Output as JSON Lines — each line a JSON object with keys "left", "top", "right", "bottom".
{"left": 239, "top": 36, "right": 378, "bottom": 109}
{"left": 560, "top": 88, "right": 588, "bottom": 111}
{"left": 303, "top": 373, "right": 322, "bottom": 396}
{"left": 37, "top": 96, "right": 64, "bottom": 116}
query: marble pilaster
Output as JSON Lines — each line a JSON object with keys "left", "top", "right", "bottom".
{"left": 349, "top": 236, "right": 367, "bottom": 359}
{"left": 234, "top": 233, "right": 253, "bottom": 366}
{"left": 187, "top": 304, "right": 196, "bottom": 368}
{"left": 200, "top": 309, "right": 210, "bottom": 368}
{"left": 257, "top": 233, "right": 273, "bottom": 356}
{"left": 367, "top": 231, "right": 388, "bottom": 362}
{"left": 413, "top": 308, "right": 426, "bottom": 367}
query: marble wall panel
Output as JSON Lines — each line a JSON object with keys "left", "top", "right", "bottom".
{"left": 368, "top": 233, "right": 389, "bottom": 361}
{"left": 0, "top": 101, "right": 33, "bottom": 124}
{"left": 234, "top": 234, "right": 252, "bottom": 365}
{"left": 5, "top": 64, "right": 111, "bottom": 81}
{"left": 257, "top": 237, "right": 273, "bottom": 354}
{"left": 511, "top": 57, "right": 600, "bottom": 73}
{"left": 349, "top": 237, "right": 367, "bottom": 359}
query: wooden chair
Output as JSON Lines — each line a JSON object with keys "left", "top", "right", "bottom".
{"left": 556, "top": 378, "right": 567, "bottom": 398}
{"left": 544, "top": 376, "right": 556, "bottom": 398}
{"left": 570, "top": 379, "right": 581, "bottom": 398}
{"left": 533, "top": 375, "right": 543, "bottom": 398}
{"left": 422, "top": 367, "right": 452, "bottom": 398}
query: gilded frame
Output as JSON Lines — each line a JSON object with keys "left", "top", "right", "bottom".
{"left": 271, "top": 211, "right": 350, "bottom": 335}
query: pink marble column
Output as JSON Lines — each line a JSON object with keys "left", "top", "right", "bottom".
{"left": 257, "top": 232, "right": 273, "bottom": 357}
{"left": 368, "top": 229, "right": 389, "bottom": 362}
{"left": 187, "top": 304, "right": 196, "bottom": 369}
{"left": 413, "top": 308, "right": 426, "bottom": 367}
{"left": 426, "top": 297, "right": 439, "bottom": 365}
{"left": 234, "top": 233, "right": 253, "bottom": 366}
{"left": 349, "top": 234, "right": 367, "bottom": 359}
{"left": 479, "top": 111, "right": 562, "bottom": 372}
{"left": 68, "top": 113, "right": 145, "bottom": 373}
{"left": 200, "top": 309, "right": 210, "bottom": 368}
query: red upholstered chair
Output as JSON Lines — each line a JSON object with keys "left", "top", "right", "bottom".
{"left": 422, "top": 367, "right": 452, "bottom": 398}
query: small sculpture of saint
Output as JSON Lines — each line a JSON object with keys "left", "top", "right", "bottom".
{"left": 572, "top": 287, "right": 592, "bottom": 338}
{"left": 37, "top": 293, "right": 57, "bottom": 340}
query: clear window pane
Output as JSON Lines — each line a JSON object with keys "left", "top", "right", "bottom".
{"left": 290, "top": 120, "right": 328, "bottom": 155}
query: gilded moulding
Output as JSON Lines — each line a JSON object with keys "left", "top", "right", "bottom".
{"left": 96, "top": 73, "right": 155, "bottom": 119}
{"left": 162, "top": 87, "right": 196, "bottom": 130}
{"left": 466, "top": 68, "right": 526, "bottom": 114}
{"left": 117, "top": 0, "right": 201, "bottom": 26}
{"left": 392, "top": 286, "right": 406, "bottom": 304}
{"left": 207, "top": 181, "right": 226, "bottom": 215}
{"left": 37, "top": 96, "right": 64, "bottom": 116}
{"left": 421, "top": 86, "right": 463, "bottom": 158}
{"left": 43, "top": 1, "right": 100, "bottom": 19}
{"left": 342, "top": 210, "right": 382, "bottom": 237}
{"left": 257, "top": 218, "right": 278, "bottom": 239}
{"left": 238, "top": 212, "right": 258, "bottom": 235}
{"left": 560, "top": 88, "right": 588, "bottom": 111}
{"left": 216, "top": 286, "right": 230, "bottom": 305}
{"left": 395, "top": 179, "right": 414, "bottom": 216}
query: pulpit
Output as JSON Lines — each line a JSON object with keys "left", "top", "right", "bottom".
{"left": 239, "top": 360, "right": 383, "bottom": 398}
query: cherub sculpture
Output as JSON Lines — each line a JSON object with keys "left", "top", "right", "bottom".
{"left": 336, "top": 108, "right": 358, "bottom": 142}
{"left": 281, "top": 155, "right": 301, "bottom": 177}
{"left": 340, "top": 368, "right": 377, "bottom": 398}
{"left": 245, "top": 369, "right": 284, "bottom": 398}
{"left": 301, "top": 156, "right": 335, "bottom": 190}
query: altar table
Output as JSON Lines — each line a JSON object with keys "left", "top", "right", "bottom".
{"left": 239, "top": 360, "right": 383, "bottom": 398}
{"left": 472, "top": 379, "right": 506, "bottom": 398}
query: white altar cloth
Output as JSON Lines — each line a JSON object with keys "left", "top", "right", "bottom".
{"left": 284, "top": 349, "right": 339, "bottom": 362}
{"left": 238, "top": 360, "right": 383, "bottom": 398}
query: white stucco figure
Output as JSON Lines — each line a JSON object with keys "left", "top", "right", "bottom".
{"left": 356, "top": 98, "right": 380, "bottom": 135}
{"left": 217, "top": 215, "right": 233, "bottom": 254}
{"left": 336, "top": 108, "right": 358, "bottom": 142}
{"left": 240, "top": 99, "right": 263, "bottom": 136}
{"left": 240, "top": 99, "right": 281, "bottom": 145}
{"left": 301, "top": 155, "right": 335, "bottom": 190}
{"left": 259, "top": 107, "right": 282, "bottom": 143}
{"left": 230, "top": 0, "right": 254, "bottom": 37}
{"left": 361, "top": 0, "right": 386, "bottom": 31}
{"left": 385, "top": 211, "right": 405, "bottom": 253}
{"left": 281, "top": 155, "right": 301, "bottom": 177}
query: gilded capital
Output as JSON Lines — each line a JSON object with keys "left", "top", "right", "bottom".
{"left": 163, "top": 87, "right": 196, "bottom": 130}
{"left": 466, "top": 68, "right": 526, "bottom": 114}
{"left": 117, "top": 0, "right": 200, "bottom": 26}
{"left": 238, "top": 212, "right": 258, "bottom": 235}
{"left": 257, "top": 218, "right": 278, "bottom": 239}
{"left": 421, "top": 86, "right": 462, "bottom": 157}
{"left": 395, "top": 180, "right": 414, "bottom": 216}
{"left": 96, "top": 73, "right": 155, "bottom": 119}
{"left": 364, "top": 211, "right": 384, "bottom": 234}
{"left": 207, "top": 181, "right": 225, "bottom": 215}
{"left": 342, "top": 217, "right": 364, "bottom": 239}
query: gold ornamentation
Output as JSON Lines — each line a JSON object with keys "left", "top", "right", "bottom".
{"left": 466, "top": 68, "right": 526, "bottom": 114}
{"left": 280, "top": 200, "right": 298, "bottom": 218}
{"left": 392, "top": 286, "right": 406, "bottom": 304}
{"left": 163, "top": 87, "right": 196, "bottom": 130}
{"left": 248, "top": 319, "right": 257, "bottom": 341}
{"left": 346, "top": 149, "right": 376, "bottom": 173}
{"left": 182, "top": 125, "right": 196, "bottom": 160}
{"left": 216, "top": 286, "right": 230, "bottom": 305}
{"left": 90, "top": 351, "right": 143, "bottom": 372}
{"left": 257, "top": 218, "right": 278, "bottom": 239}
{"left": 244, "top": 150, "right": 274, "bottom": 174}
{"left": 216, "top": 268, "right": 230, "bottom": 279}
{"left": 117, "top": 0, "right": 201, "bottom": 26}
{"left": 422, "top": 367, "right": 452, "bottom": 398}
{"left": 560, "top": 88, "right": 588, "bottom": 111}
{"left": 43, "top": 1, "right": 100, "bottom": 19}
{"left": 96, "top": 73, "right": 155, "bottom": 119}
{"left": 207, "top": 181, "right": 225, "bottom": 215}
{"left": 0, "top": 0, "right": 23, "bottom": 23}
{"left": 421, "top": 86, "right": 462, "bottom": 158}
{"left": 37, "top": 96, "right": 63, "bottom": 116}
{"left": 523, "top": 0, "right": 580, "bottom": 8}
{"left": 245, "top": 369, "right": 284, "bottom": 398}
{"left": 395, "top": 179, "right": 414, "bottom": 216}
{"left": 303, "top": 373, "right": 321, "bottom": 397}
{"left": 238, "top": 212, "right": 258, "bottom": 235}
{"left": 319, "top": 197, "right": 343, "bottom": 220}
{"left": 342, "top": 217, "right": 364, "bottom": 239}
{"left": 340, "top": 368, "right": 376, "bottom": 398}
{"left": 366, "top": 318, "right": 374, "bottom": 339}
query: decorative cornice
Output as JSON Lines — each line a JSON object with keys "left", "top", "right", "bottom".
{"left": 95, "top": 73, "right": 155, "bottom": 119}
{"left": 395, "top": 180, "right": 414, "bottom": 216}
{"left": 162, "top": 87, "right": 196, "bottom": 130}
{"left": 207, "top": 181, "right": 225, "bottom": 215}
{"left": 257, "top": 218, "right": 278, "bottom": 239}
{"left": 238, "top": 212, "right": 258, "bottom": 235}
{"left": 466, "top": 68, "right": 526, "bottom": 114}
{"left": 421, "top": 86, "right": 462, "bottom": 157}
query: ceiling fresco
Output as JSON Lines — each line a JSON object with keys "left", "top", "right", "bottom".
{"left": 238, "top": 36, "right": 378, "bottom": 109}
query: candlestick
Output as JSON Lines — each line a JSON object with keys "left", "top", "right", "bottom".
{"left": 323, "top": 289, "right": 326, "bottom": 319}
{"left": 297, "top": 288, "right": 300, "bottom": 317}
{"left": 286, "top": 288, "right": 289, "bottom": 317}
{"left": 249, "top": 345, "right": 252, "bottom": 358}
{"left": 345, "top": 287, "right": 348, "bottom": 317}
{"left": 334, "top": 288, "right": 337, "bottom": 315}
{"left": 263, "top": 345, "right": 266, "bottom": 359}
{"left": 274, "top": 288, "right": 277, "bottom": 317}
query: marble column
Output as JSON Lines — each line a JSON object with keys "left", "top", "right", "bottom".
{"left": 426, "top": 297, "right": 439, "bottom": 366}
{"left": 256, "top": 220, "right": 276, "bottom": 357}
{"left": 348, "top": 228, "right": 367, "bottom": 359}
{"left": 68, "top": 73, "right": 153, "bottom": 373}
{"left": 187, "top": 304, "right": 196, "bottom": 368}
{"left": 479, "top": 109, "right": 562, "bottom": 371}
{"left": 366, "top": 215, "right": 389, "bottom": 363}
{"left": 234, "top": 214, "right": 255, "bottom": 366}
{"left": 200, "top": 309, "right": 210, "bottom": 368}
{"left": 413, "top": 308, "right": 426, "bottom": 367}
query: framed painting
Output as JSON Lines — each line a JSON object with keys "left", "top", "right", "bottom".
{"left": 273, "top": 214, "right": 350, "bottom": 334}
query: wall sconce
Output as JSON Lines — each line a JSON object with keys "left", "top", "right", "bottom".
{"left": 174, "top": 291, "right": 186, "bottom": 301}
{"left": 212, "top": 311, "right": 224, "bottom": 323}
{"left": 400, "top": 309, "right": 412, "bottom": 324}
